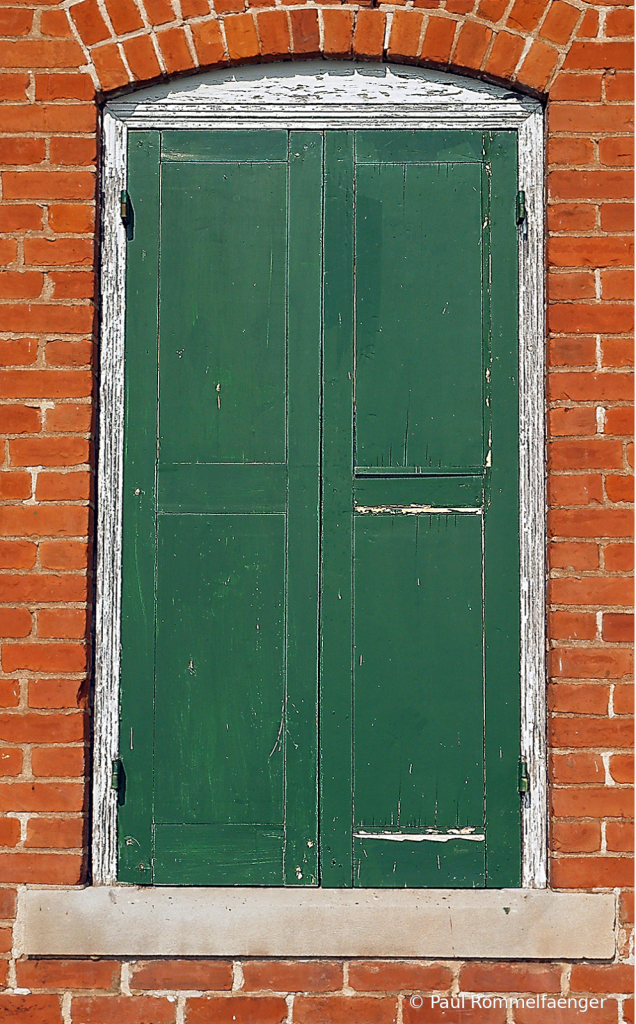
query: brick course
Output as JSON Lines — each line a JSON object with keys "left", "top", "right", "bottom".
{"left": 0, "top": 0, "right": 631, "bottom": 1012}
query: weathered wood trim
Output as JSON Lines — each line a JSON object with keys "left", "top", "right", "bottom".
{"left": 94, "top": 110, "right": 127, "bottom": 885}
{"left": 518, "top": 107, "right": 547, "bottom": 889}
{"left": 96, "top": 63, "right": 546, "bottom": 889}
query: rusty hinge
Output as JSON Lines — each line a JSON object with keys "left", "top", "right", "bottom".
{"left": 111, "top": 757, "right": 123, "bottom": 792}
{"left": 516, "top": 189, "right": 527, "bottom": 226}
{"left": 120, "top": 189, "right": 131, "bottom": 226}
{"left": 518, "top": 759, "right": 530, "bottom": 795}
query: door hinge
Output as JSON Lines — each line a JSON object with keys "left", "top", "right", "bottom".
{"left": 518, "top": 759, "right": 530, "bottom": 794}
{"left": 111, "top": 757, "right": 123, "bottom": 792}
{"left": 516, "top": 189, "right": 527, "bottom": 226}
{"left": 120, "top": 189, "right": 131, "bottom": 226}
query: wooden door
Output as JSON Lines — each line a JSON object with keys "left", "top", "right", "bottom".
{"left": 117, "top": 128, "right": 521, "bottom": 887}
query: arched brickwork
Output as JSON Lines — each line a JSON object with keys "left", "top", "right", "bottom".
{"left": 0, "top": 0, "right": 632, "bottom": 1014}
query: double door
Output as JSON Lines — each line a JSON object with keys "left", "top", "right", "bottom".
{"left": 118, "top": 129, "right": 521, "bottom": 887}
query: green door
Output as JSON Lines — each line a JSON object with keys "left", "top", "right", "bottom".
{"left": 118, "top": 129, "right": 521, "bottom": 888}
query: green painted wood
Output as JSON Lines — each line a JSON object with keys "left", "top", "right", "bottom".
{"left": 158, "top": 463, "right": 287, "bottom": 514}
{"left": 284, "top": 132, "right": 322, "bottom": 886}
{"left": 482, "top": 131, "right": 522, "bottom": 887}
{"left": 154, "top": 825, "right": 284, "bottom": 885}
{"left": 353, "top": 836, "right": 485, "bottom": 888}
{"left": 161, "top": 129, "right": 288, "bottom": 162}
{"left": 320, "top": 131, "right": 355, "bottom": 888}
{"left": 352, "top": 513, "right": 485, "bottom": 886}
{"left": 154, "top": 514, "right": 286, "bottom": 826}
{"left": 355, "top": 130, "right": 484, "bottom": 164}
{"left": 118, "top": 130, "right": 160, "bottom": 884}
{"left": 354, "top": 475, "right": 483, "bottom": 509}
{"left": 354, "top": 157, "right": 484, "bottom": 473}
{"left": 159, "top": 160, "right": 287, "bottom": 467}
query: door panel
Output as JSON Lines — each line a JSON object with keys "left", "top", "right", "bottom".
{"left": 119, "top": 127, "right": 521, "bottom": 889}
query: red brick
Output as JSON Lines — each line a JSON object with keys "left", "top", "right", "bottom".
{"left": 123, "top": 35, "right": 162, "bottom": 80}
{"left": 570, "top": 964, "right": 633, "bottom": 994}
{"left": 323, "top": 10, "right": 353, "bottom": 57}
{"left": 294, "top": 997, "right": 396, "bottom": 1024}
{"left": 225, "top": 13, "right": 259, "bottom": 62}
{"left": 549, "top": 508, "right": 632, "bottom": 541}
{"left": 181, "top": 0, "right": 210, "bottom": 17}
{"left": 602, "top": 339, "right": 634, "bottom": 368}
{"left": 517, "top": 39, "right": 559, "bottom": 90}
{"left": 459, "top": 964, "right": 561, "bottom": 993}
{"left": 191, "top": 19, "right": 228, "bottom": 65}
{"left": 39, "top": 541, "right": 90, "bottom": 570}
{"left": 40, "top": 9, "right": 72, "bottom": 36}
{"left": 0, "top": 204, "right": 43, "bottom": 232}
{"left": 549, "top": 611, "right": 597, "bottom": 640}
{"left": 550, "top": 73, "right": 602, "bottom": 101}
{"left": 0, "top": 815, "right": 20, "bottom": 843}
{"left": 186, "top": 997, "right": 288, "bottom": 1024}
{"left": 576, "top": 9, "right": 597, "bottom": 37}
{"left": 31, "top": 745, "right": 85, "bottom": 777}
{"left": 549, "top": 473, "right": 604, "bottom": 505}
{"left": 404, "top": 1000, "right": 505, "bottom": 1024}
{"left": 46, "top": 405, "right": 93, "bottom": 433}
{"left": 548, "top": 541, "right": 599, "bottom": 570}
{"left": 605, "top": 72, "right": 633, "bottom": 102}
{"left": 0, "top": 747, "right": 23, "bottom": 776}
{"left": 157, "top": 27, "right": 193, "bottom": 74}
{"left": 0, "top": 995, "right": 63, "bottom": 1023}
{"left": 0, "top": 40, "right": 85, "bottom": 68}
{"left": 132, "top": 961, "right": 232, "bottom": 991}
{"left": 348, "top": 963, "right": 451, "bottom": 993}
{"left": 353, "top": 10, "right": 386, "bottom": 60}
{"left": 0, "top": 852, "right": 82, "bottom": 884}
{"left": 0, "top": 138, "right": 45, "bottom": 166}
{"left": 29, "top": 677, "right": 88, "bottom": 709}
{"left": 552, "top": 786, "right": 633, "bottom": 818}
{"left": 601, "top": 270, "right": 634, "bottom": 301}
{"left": 551, "top": 301, "right": 633, "bottom": 334}
{"left": 452, "top": 20, "right": 492, "bottom": 71}
{"left": 550, "top": 647, "right": 632, "bottom": 680}
{"left": 0, "top": 72, "right": 29, "bottom": 100}
{"left": 0, "top": 574, "right": 88, "bottom": 602}
{"left": 603, "top": 542, "right": 633, "bottom": 571}
{"left": 0, "top": 471, "right": 31, "bottom": 499}
{"left": 38, "top": 608, "right": 87, "bottom": 640}
{"left": 36, "top": 472, "right": 92, "bottom": 502}
{"left": 0, "top": 539, "right": 37, "bottom": 569}
{"left": 549, "top": 439, "right": 623, "bottom": 471}
{"left": 10, "top": 437, "right": 90, "bottom": 466}
{"left": 0, "top": 340, "right": 38, "bottom": 368}
{"left": 548, "top": 271, "right": 595, "bottom": 301}
{"left": 0, "top": 239, "right": 17, "bottom": 265}
{"left": 551, "top": 820, "right": 602, "bottom": 853}
{"left": 50, "top": 138, "right": 97, "bottom": 168}
{"left": 2, "top": 642, "right": 87, "bottom": 673}
{"left": 26, "top": 816, "right": 85, "bottom": 848}
{"left": 0, "top": 780, "right": 84, "bottom": 814}
{"left": 35, "top": 73, "right": 94, "bottom": 101}
{"left": 548, "top": 336, "right": 596, "bottom": 367}
{"left": 603, "top": 612, "right": 634, "bottom": 642}
{"left": 548, "top": 407, "right": 597, "bottom": 436}
{"left": 599, "top": 136, "right": 634, "bottom": 168}
{"left": 0, "top": 712, "right": 84, "bottom": 744}
{"left": 388, "top": 11, "right": 424, "bottom": 61}
{"left": 549, "top": 681, "right": 609, "bottom": 715}
{"left": 609, "top": 753, "right": 633, "bottom": 783}
{"left": 144, "top": 0, "right": 175, "bottom": 25}
{"left": 0, "top": 888, "right": 15, "bottom": 917}
{"left": 507, "top": 0, "right": 548, "bottom": 32}
{"left": 104, "top": 0, "right": 144, "bottom": 33}
{"left": 606, "top": 820, "right": 633, "bottom": 852}
{"left": 605, "top": 8, "right": 633, "bottom": 37}
{"left": 550, "top": 170, "right": 634, "bottom": 202}
{"left": 515, "top": 997, "right": 617, "bottom": 1023}
{"left": 49, "top": 204, "right": 95, "bottom": 234}
{"left": 0, "top": 607, "right": 32, "bottom": 638}
{"left": 421, "top": 17, "right": 457, "bottom": 65}
{"left": 550, "top": 751, "right": 604, "bottom": 783}
{"left": 563, "top": 40, "right": 633, "bottom": 71}
{"left": 24, "top": 237, "right": 94, "bottom": 266}
{"left": 548, "top": 373, "right": 633, "bottom": 403}
{"left": 552, "top": 857, "right": 633, "bottom": 890}
{"left": 606, "top": 474, "right": 633, "bottom": 503}
{"left": 71, "top": 0, "right": 110, "bottom": 45}
{"left": 0, "top": 271, "right": 43, "bottom": 299}
{"left": 49, "top": 272, "right": 95, "bottom": 301}
{"left": 0, "top": 304, "right": 101, "bottom": 334}
{"left": 476, "top": 0, "right": 507, "bottom": 20}
{"left": 290, "top": 9, "right": 320, "bottom": 56}
{"left": 257, "top": 10, "right": 290, "bottom": 59}
{"left": 540, "top": 0, "right": 579, "bottom": 43}
{"left": 17, "top": 960, "right": 117, "bottom": 991}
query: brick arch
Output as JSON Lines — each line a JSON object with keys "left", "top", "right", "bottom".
{"left": 67, "top": 0, "right": 598, "bottom": 97}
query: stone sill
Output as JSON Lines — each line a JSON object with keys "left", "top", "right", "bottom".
{"left": 17, "top": 887, "right": 615, "bottom": 960}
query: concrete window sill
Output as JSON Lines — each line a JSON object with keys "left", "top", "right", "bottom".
{"left": 17, "top": 887, "right": 615, "bottom": 960}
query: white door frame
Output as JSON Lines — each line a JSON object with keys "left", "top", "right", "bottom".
{"left": 95, "top": 61, "right": 546, "bottom": 887}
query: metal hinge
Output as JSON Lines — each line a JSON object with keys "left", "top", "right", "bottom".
{"left": 518, "top": 759, "right": 530, "bottom": 794}
{"left": 120, "top": 189, "right": 131, "bottom": 226}
{"left": 111, "top": 757, "right": 123, "bottom": 791}
{"left": 516, "top": 189, "right": 527, "bottom": 226}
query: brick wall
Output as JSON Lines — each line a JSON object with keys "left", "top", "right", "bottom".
{"left": 0, "top": 0, "right": 632, "bottom": 1016}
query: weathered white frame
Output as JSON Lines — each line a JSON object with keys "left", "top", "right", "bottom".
{"left": 95, "top": 62, "right": 546, "bottom": 889}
